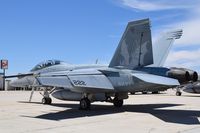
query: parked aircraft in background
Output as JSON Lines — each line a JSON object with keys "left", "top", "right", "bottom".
{"left": 167, "top": 67, "right": 198, "bottom": 96}
{"left": 174, "top": 79, "right": 200, "bottom": 95}
{"left": 181, "top": 81, "right": 200, "bottom": 94}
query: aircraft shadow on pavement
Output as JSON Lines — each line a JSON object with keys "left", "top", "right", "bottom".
{"left": 181, "top": 95, "right": 200, "bottom": 98}
{"left": 21, "top": 102, "right": 200, "bottom": 125}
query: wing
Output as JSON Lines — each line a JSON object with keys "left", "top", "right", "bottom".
{"left": 36, "top": 70, "right": 114, "bottom": 93}
{"left": 109, "top": 18, "right": 153, "bottom": 69}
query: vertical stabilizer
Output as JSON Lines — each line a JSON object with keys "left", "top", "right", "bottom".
{"left": 151, "top": 30, "right": 183, "bottom": 67}
{"left": 109, "top": 19, "right": 153, "bottom": 69}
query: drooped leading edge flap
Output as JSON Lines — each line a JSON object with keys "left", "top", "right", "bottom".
{"left": 36, "top": 69, "right": 114, "bottom": 93}
{"left": 109, "top": 18, "right": 153, "bottom": 69}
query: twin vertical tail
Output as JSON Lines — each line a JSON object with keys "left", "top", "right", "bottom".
{"left": 109, "top": 18, "right": 153, "bottom": 69}
{"left": 151, "top": 30, "right": 183, "bottom": 67}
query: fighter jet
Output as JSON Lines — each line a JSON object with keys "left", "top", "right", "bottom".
{"left": 9, "top": 29, "right": 183, "bottom": 92}
{"left": 33, "top": 19, "right": 182, "bottom": 110}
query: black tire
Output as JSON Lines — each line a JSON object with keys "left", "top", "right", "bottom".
{"left": 47, "top": 98, "right": 52, "bottom": 104}
{"left": 130, "top": 92, "right": 135, "bottom": 95}
{"left": 152, "top": 91, "right": 159, "bottom": 94}
{"left": 42, "top": 98, "right": 52, "bottom": 104}
{"left": 80, "top": 98, "right": 91, "bottom": 110}
{"left": 42, "top": 98, "right": 47, "bottom": 104}
{"left": 142, "top": 91, "right": 148, "bottom": 94}
{"left": 176, "top": 91, "right": 182, "bottom": 96}
{"left": 113, "top": 98, "right": 123, "bottom": 107}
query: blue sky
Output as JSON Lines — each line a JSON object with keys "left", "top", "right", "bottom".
{"left": 0, "top": 0, "right": 200, "bottom": 75}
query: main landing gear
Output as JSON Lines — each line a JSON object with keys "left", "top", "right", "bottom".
{"left": 113, "top": 98, "right": 123, "bottom": 107}
{"left": 152, "top": 91, "right": 159, "bottom": 94}
{"left": 142, "top": 91, "right": 148, "bottom": 94}
{"left": 79, "top": 96, "right": 124, "bottom": 110}
{"left": 79, "top": 98, "right": 91, "bottom": 110}
{"left": 105, "top": 96, "right": 124, "bottom": 108}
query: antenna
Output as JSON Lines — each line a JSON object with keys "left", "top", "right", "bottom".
{"left": 95, "top": 59, "right": 99, "bottom": 64}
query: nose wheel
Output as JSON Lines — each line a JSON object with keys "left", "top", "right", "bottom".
{"left": 42, "top": 97, "right": 52, "bottom": 104}
{"left": 79, "top": 98, "right": 91, "bottom": 110}
{"left": 40, "top": 87, "right": 55, "bottom": 105}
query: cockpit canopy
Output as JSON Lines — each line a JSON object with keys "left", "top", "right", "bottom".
{"left": 31, "top": 60, "right": 66, "bottom": 72}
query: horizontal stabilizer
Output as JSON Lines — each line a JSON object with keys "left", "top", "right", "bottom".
{"left": 132, "top": 73, "right": 179, "bottom": 86}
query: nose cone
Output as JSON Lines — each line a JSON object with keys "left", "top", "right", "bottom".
{"left": 10, "top": 77, "right": 34, "bottom": 87}
{"left": 10, "top": 78, "right": 26, "bottom": 87}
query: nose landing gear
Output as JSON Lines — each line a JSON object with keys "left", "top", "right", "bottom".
{"left": 40, "top": 87, "right": 55, "bottom": 105}
{"left": 42, "top": 97, "right": 52, "bottom": 104}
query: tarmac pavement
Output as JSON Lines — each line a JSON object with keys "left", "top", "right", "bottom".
{"left": 0, "top": 90, "right": 200, "bottom": 133}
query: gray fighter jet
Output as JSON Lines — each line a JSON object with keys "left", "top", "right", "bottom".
{"left": 33, "top": 19, "right": 182, "bottom": 110}
{"left": 9, "top": 29, "right": 183, "bottom": 92}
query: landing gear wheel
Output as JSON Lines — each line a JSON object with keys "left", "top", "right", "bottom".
{"left": 176, "top": 91, "right": 182, "bottom": 96}
{"left": 42, "top": 97, "right": 52, "bottom": 104}
{"left": 130, "top": 92, "right": 135, "bottom": 95}
{"left": 152, "top": 91, "right": 159, "bottom": 94}
{"left": 47, "top": 98, "right": 52, "bottom": 104}
{"left": 142, "top": 91, "right": 147, "bottom": 94}
{"left": 113, "top": 98, "right": 123, "bottom": 107}
{"left": 80, "top": 98, "right": 91, "bottom": 110}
